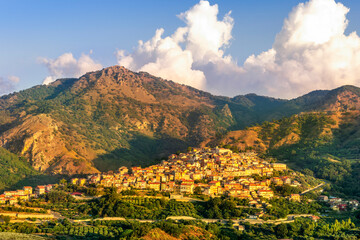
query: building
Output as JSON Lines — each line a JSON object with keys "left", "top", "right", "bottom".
{"left": 70, "top": 178, "right": 78, "bottom": 185}
{"left": 78, "top": 178, "right": 87, "bottom": 186}
{"left": 318, "top": 195, "right": 329, "bottom": 201}
{"left": 180, "top": 182, "right": 194, "bottom": 194}
{"left": 271, "top": 163, "right": 287, "bottom": 171}
{"left": 23, "top": 186, "right": 33, "bottom": 195}
{"left": 289, "top": 194, "right": 301, "bottom": 202}
{"left": 35, "top": 186, "right": 46, "bottom": 196}
{"left": 257, "top": 189, "right": 274, "bottom": 199}
{"left": 148, "top": 182, "right": 160, "bottom": 191}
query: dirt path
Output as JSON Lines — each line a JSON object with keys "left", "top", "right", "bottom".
{"left": 300, "top": 182, "right": 326, "bottom": 195}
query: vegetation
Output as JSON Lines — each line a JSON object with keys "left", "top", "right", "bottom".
{"left": 264, "top": 198, "right": 321, "bottom": 219}
{"left": 220, "top": 111, "right": 360, "bottom": 199}
{"left": 75, "top": 189, "right": 260, "bottom": 220}
{"left": 241, "top": 217, "right": 359, "bottom": 240}
{"left": 0, "top": 232, "right": 49, "bottom": 240}
{"left": 0, "top": 217, "right": 357, "bottom": 240}
{"left": 264, "top": 113, "right": 360, "bottom": 198}
{"left": 0, "top": 147, "right": 39, "bottom": 190}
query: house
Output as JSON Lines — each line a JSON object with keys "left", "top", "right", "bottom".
{"left": 45, "top": 184, "right": 53, "bottom": 192}
{"left": 248, "top": 183, "right": 263, "bottom": 191}
{"left": 271, "top": 163, "right": 287, "bottom": 171}
{"left": 348, "top": 200, "right": 359, "bottom": 210}
{"left": 35, "top": 186, "right": 46, "bottom": 196}
{"left": 0, "top": 195, "right": 6, "bottom": 204}
{"left": 338, "top": 204, "right": 347, "bottom": 211}
{"left": 232, "top": 223, "right": 245, "bottom": 231}
{"left": 78, "top": 178, "right": 87, "bottom": 186}
{"left": 119, "top": 167, "right": 129, "bottom": 175}
{"left": 291, "top": 180, "right": 301, "bottom": 187}
{"left": 331, "top": 205, "right": 339, "bottom": 211}
{"left": 70, "top": 178, "right": 78, "bottom": 185}
{"left": 70, "top": 192, "right": 83, "bottom": 197}
{"left": 318, "top": 195, "right": 329, "bottom": 202}
{"left": 329, "top": 198, "right": 342, "bottom": 204}
{"left": 148, "top": 182, "right": 161, "bottom": 191}
{"left": 180, "top": 182, "right": 194, "bottom": 194}
{"left": 16, "top": 190, "right": 25, "bottom": 196}
{"left": 309, "top": 215, "right": 320, "bottom": 222}
{"left": 257, "top": 189, "right": 274, "bottom": 199}
{"left": 208, "top": 181, "right": 221, "bottom": 187}
{"left": 161, "top": 182, "right": 175, "bottom": 192}
{"left": 272, "top": 177, "right": 283, "bottom": 186}
{"left": 4, "top": 191, "right": 17, "bottom": 197}
{"left": 9, "top": 197, "right": 18, "bottom": 205}
{"left": 289, "top": 194, "right": 301, "bottom": 202}
{"left": 136, "top": 180, "right": 147, "bottom": 189}
{"left": 281, "top": 177, "right": 291, "bottom": 185}
{"left": 204, "top": 185, "right": 218, "bottom": 196}
{"left": 23, "top": 186, "right": 33, "bottom": 195}
{"left": 89, "top": 175, "right": 101, "bottom": 184}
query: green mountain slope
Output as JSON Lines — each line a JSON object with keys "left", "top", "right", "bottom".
{"left": 2, "top": 65, "right": 360, "bottom": 180}
{"left": 219, "top": 109, "right": 360, "bottom": 198}
{"left": 0, "top": 66, "right": 294, "bottom": 174}
{"left": 0, "top": 147, "right": 39, "bottom": 189}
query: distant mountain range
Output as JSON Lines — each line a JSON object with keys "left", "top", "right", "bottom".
{"left": 1, "top": 66, "right": 360, "bottom": 192}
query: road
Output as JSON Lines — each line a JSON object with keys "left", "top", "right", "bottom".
{"left": 71, "top": 213, "right": 317, "bottom": 226}
{"left": 300, "top": 182, "right": 326, "bottom": 195}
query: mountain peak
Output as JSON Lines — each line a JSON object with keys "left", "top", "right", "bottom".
{"left": 331, "top": 85, "right": 360, "bottom": 95}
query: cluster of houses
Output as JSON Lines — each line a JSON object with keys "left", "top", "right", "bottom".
{"left": 0, "top": 184, "right": 53, "bottom": 205}
{"left": 74, "top": 148, "right": 296, "bottom": 205}
{"left": 318, "top": 195, "right": 359, "bottom": 211}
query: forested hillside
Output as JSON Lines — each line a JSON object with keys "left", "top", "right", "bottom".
{"left": 219, "top": 110, "right": 360, "bottom": 198}
{"left": 1, "top": 66, "right": 360, "bottom": 195}
{"left": 0, "top": 66, "right": 296, "bottom": 175}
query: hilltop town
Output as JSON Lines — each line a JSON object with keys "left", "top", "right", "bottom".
{"left": 2, "top": 147, "right": 293, "bottom": 205}
{"left": 1, "top": 147, "right": 359, "bottom": 216}
{"left": 84, "top": 148, "right": 291, "bottom": 201}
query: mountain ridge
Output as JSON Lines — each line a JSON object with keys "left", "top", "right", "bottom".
{"left": 1, "top": 65, "right": 360, "bottom": 178}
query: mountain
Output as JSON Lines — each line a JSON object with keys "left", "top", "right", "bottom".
{"left": 0, "top": 147, "right": 38, "bottom": 189}
{"left": 219, "top": 85, "right": 360, "bottom": 160}
{"left": 218, "top": 87, "right": 360, "bottom": 197}
{"left": 1, "top": 65, "right": 360, "bottom": 181}
{"left": 0, "top": 66, "right": 292, "bottom": 175}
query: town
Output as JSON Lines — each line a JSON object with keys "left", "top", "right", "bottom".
{"left": 84, "top": 147, "right": 290, "bottom": 202}
{"left": 0, "top": 147, "right": 358, "bottom": 214}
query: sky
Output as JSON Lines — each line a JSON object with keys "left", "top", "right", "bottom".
{"left": 2, "top": 0, "right": 360, "bottom": 98}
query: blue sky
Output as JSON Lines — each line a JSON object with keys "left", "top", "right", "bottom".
{"left": 2, "top": 0, "right": 360, "bottom": 97}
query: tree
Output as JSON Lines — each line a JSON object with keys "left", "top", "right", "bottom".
{"left": 59, "top": 179, "right": 67, "bottom": 186}
{"left": 194, "top": 186, "right": 202, "bottom": 195}
{"left": 0, "top": 215, "right": 11, "bottom": 224}
{"left": 276, "top": 224, "right": 288, "bottom": 238}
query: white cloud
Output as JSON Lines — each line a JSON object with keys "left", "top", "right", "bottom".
{"left": 242, "top": 0, "right": 360, "bottom": 98}
{"left": 117, "top": 0, "right": 233, "bottom": 91}
{"left": 0, "top": 75, "right": 20, "bottom": 95}
{"left": 40, "top": 52, "right": 102, "bottom": 85}
{"left": 117, "top": 0, "right": 360, "bottom": 99}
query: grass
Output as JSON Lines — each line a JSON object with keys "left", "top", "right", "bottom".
{"left": 0, "top": 232, "right": 50, "bottom": 239}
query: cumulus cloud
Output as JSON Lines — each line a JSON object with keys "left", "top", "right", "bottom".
{"left": 242, "top": 0, "right": 360, "bottom": 98}
{"left": 117, "top": 0, "right": 360, "bottom": 99}
{"left": 117, "top": 0, "right": 233, "bottom": 90}
{"left": 40, "top": 52, "right": 102, "bottom": 85}
{"left": 0, "top": 75, "right": 20, "bottom": 95}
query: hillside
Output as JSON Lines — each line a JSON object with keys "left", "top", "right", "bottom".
{"left": 0, "top": 66, "right": 294, "bottom": 175}
{"left": 1, "top": 66, "right": 360, "bottom": 179}
{"left": 0, "top": 147, "right": 39, "bottom": 190}
{"left": 218, "top": 109, "right": 360, "bottom": 197}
